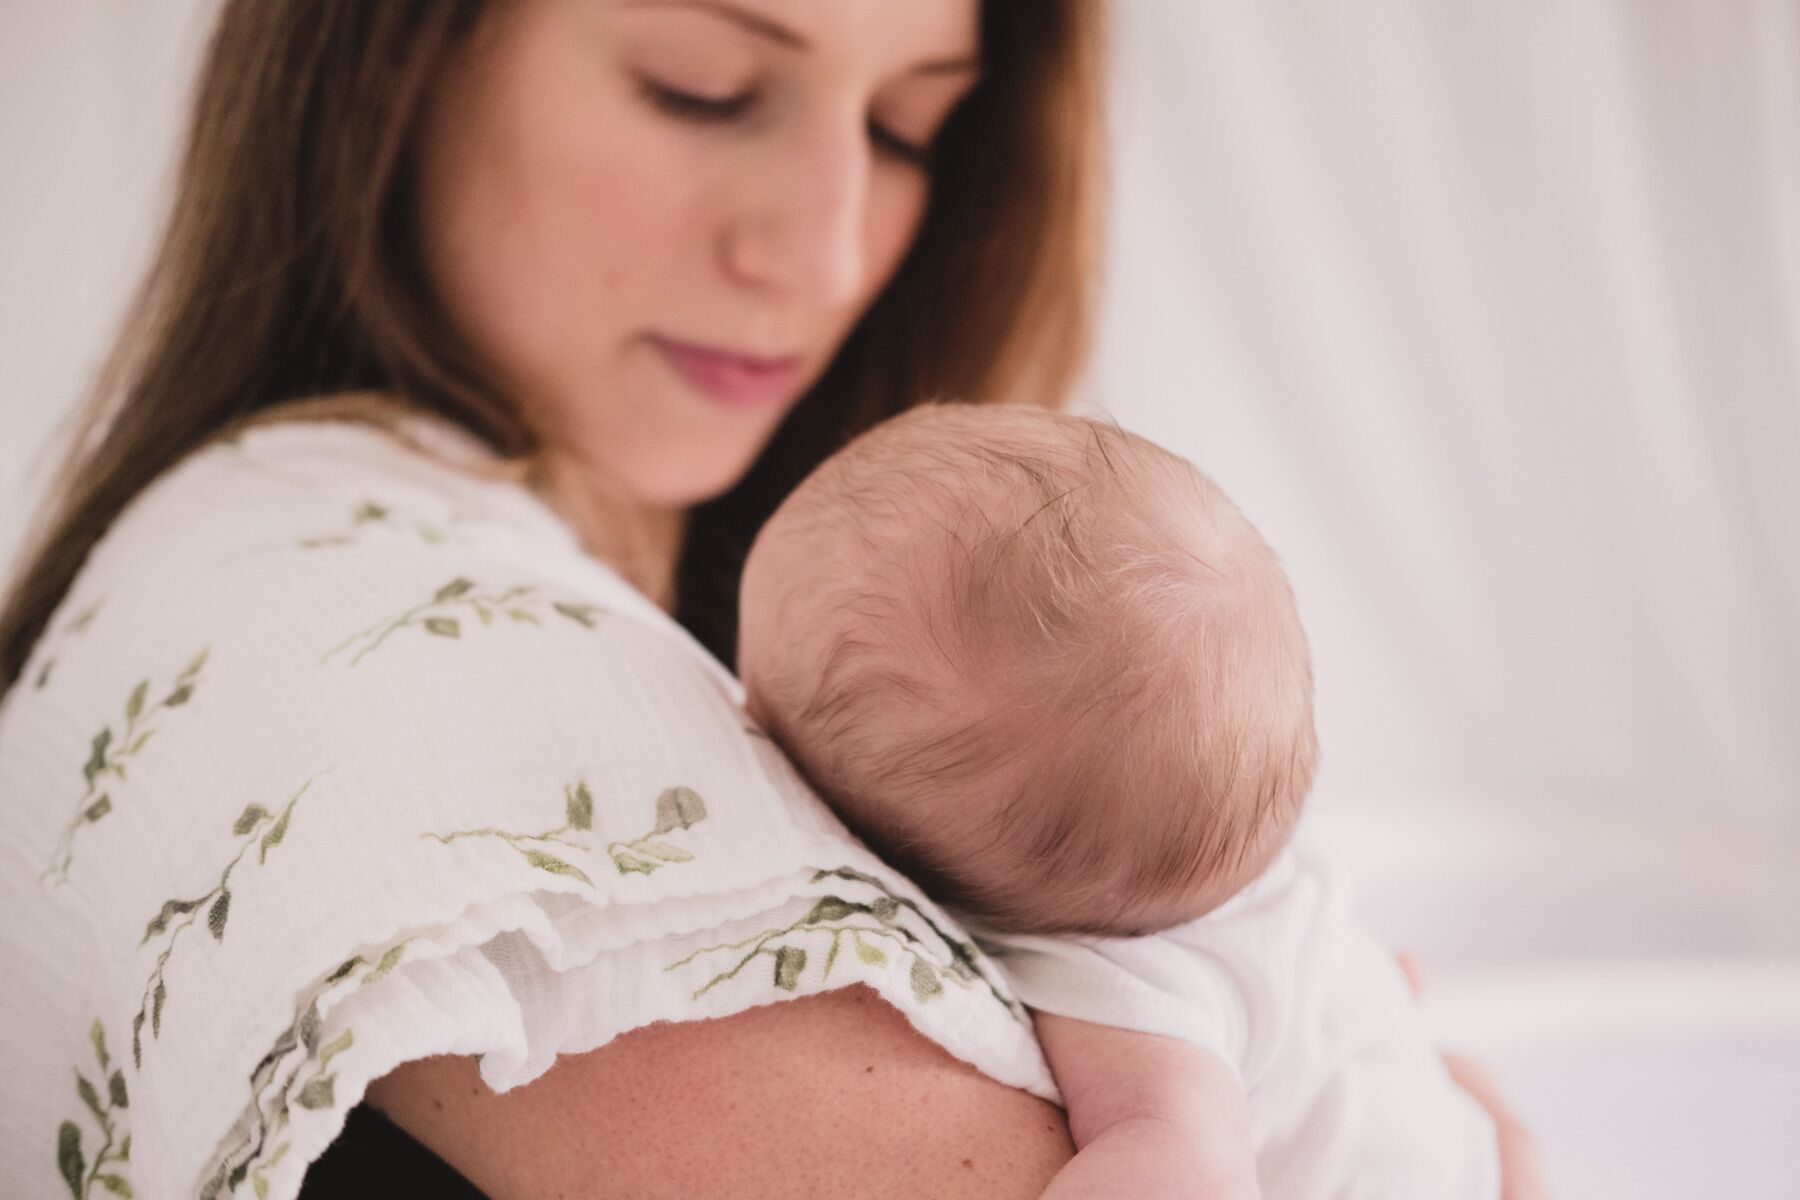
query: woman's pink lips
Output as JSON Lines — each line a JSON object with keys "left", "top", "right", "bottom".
{"left": 649, "top": 334, "right": 804, "bottom": 410}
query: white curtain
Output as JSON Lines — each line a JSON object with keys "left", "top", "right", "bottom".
{"left": 1092, "top": 1, "right": 1799, "bottom": 827}
{"left": 0, "top": 0, "right": 215, "bottom": 565}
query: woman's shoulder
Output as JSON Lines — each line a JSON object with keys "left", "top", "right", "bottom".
{"left": 79, "top": 403, "right": 584, "bottom": 598}
{"left": 6, "top": 404, "right": 772, "bottom": 871}
{"left": 19, "top": 400, "right": 720, "bottom": 710}
{"left": 3, "top": 400, "right": 748, "bottom": 895}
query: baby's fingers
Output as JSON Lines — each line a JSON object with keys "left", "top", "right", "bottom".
{"left": 1399, "top": 955, "right": 1551, "bottom": 1199}
{"left": 1442, "top": 1054, "right": 1551, "bottom": 1200}
{"left": 1394, "top": 951, "right": 1426, "bottom": 999}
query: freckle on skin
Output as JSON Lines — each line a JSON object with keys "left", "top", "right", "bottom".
{"left": 961, "top": 1157, "right": 974, "bottom": 1169}
{"left": 433, "top": 1098, "right": 445, "bottom": 1111}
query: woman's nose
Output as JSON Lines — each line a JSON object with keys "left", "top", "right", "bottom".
{"left": 721, "top": 115, "right": 871, "bottom": 311}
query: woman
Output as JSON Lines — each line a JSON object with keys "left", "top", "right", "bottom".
{"left": 0, "top": 2, "right": 1541, "bottom": 1197}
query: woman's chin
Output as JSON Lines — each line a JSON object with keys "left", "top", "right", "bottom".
{"left": 621, "top": 445, "right": 766, "bottom": 509}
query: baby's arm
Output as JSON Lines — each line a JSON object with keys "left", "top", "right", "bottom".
{"left": 1034, "top": 1010, "right": 1261, "bottom": 1200}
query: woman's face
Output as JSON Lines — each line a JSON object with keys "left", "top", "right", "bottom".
{"left": 414, "top": 0, "right": 981, "bottom": 507}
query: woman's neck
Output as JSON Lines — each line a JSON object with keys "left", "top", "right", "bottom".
{"left": 530, "top": 449, "right": 687, "bottom": 613}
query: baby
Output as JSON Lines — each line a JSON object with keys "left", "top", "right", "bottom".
{"left": 737, "top": 404, "right": 1500, "bottom": 1199}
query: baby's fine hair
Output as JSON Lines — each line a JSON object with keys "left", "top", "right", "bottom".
{"left": 750, "top": 404, "right": 1318, "bottom": 936}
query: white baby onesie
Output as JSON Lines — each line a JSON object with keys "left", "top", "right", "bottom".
{"left": 976, "top": 831, "right": 1501, "bottom": 1200}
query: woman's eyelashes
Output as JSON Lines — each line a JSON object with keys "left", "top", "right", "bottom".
{"left": 637, "top": 78, "right": 934, "bottom": 166}
{"left": 868, "top": 121, "right": 933, "bottom": 167}
{"left": 638, "top": 78, "right": 754, "bottom": 121}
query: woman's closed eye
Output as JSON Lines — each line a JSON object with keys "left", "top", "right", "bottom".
{"left": 638, "top": 78, "right": 755, "bottom": 121}
{"left": 637, "top": 79, "right": 936, "bottom": 167}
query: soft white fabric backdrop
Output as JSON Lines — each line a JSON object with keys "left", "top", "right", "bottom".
{"left": 1088, "top": 1, "right": 1798, "bottom": 827}
{"left": 1, "top": 1, "right": 214, "bottom": 565}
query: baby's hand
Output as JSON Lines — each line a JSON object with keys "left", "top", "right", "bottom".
{"left": 1033, "top": 1011, "right": 1261, "bottom": 1199}
{"left": 1397, "top": 953, "right": 1551, "bottom": 1200}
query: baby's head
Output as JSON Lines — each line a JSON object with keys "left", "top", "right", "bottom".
{"left": 739, "top": 404, "right": 1317, "bottom": 936}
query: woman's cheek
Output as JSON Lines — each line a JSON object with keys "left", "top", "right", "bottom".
{"left": 866, "top": 165, "right": 931, "bottom": 290}
{"left": 548, "top": 117, "right": 716, "bottom": 339}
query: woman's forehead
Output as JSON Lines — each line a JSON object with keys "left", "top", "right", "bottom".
{"left": 611, "top": 0, "right": 981, "bottom": 73}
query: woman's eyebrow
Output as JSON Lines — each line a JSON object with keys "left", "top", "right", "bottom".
{"left": 620, "top": 0, "right": 805, "bottom": 49}
{"left": 619, "top": 0, "right": 979, "bottom": 76}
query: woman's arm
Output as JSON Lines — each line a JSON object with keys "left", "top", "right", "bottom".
{"left": 366, "top": 983, "right": 1074, "bottom": 1198}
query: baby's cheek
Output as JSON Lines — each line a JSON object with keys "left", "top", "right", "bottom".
{"left": 733, "top": 590, "right": 787, "bottom": 717}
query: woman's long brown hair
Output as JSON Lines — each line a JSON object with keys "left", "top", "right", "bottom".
{"left": 0, "top": 0, "right": 1107, "bottom": 695}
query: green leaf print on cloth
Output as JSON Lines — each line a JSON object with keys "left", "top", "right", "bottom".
{"left": 56, "top": 1019, "right": 133, "bottom": 1199}
{"left": 201, "top": 948, "right": 406, "bottom": 1200}
{"left": 319, "top": 577, "right": 605, "bottom": 666}
{"left": 666, "top": 866, "right": 1026, "bottom": 1020}
{"left": 132, "top": 779, "right": 312, "bottom": 1068}
{"left": 295, "top": 498, "right": 466, "bottom": 551}
{"left": 43, "top": 646, "right": 209, "bottom": 884}
{"left": 424, "top": 782, "right": 709, "bottom": 885}
{"left": 33, "top": 594, "right": 105, "bottom": 691}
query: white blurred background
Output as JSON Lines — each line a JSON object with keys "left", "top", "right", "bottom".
{"left": 4, "top": 3, "right": 1797, "bottom": 1197}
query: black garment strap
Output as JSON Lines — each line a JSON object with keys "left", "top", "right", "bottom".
{"left": 296, "top": 1102, "right": 491, "bottom": 1199}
